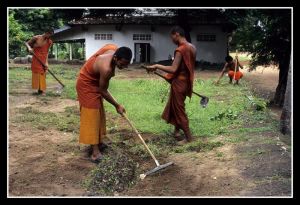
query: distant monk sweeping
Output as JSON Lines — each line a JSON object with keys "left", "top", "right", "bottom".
{"left": 215, "top": 55, "right": 244, "bottom": 85}
{"left": 76, "top": 44, "right": 132, "bottom": 163}
{"left": 146, "top": 26, "right": 196, "bottom": 144}
{"left": 25, "top": 29, "right": 54, "bottom": 96}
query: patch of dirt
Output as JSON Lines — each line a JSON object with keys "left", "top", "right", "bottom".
{"left": 243, "top": 67, "right": 279, "bottom": 101}
{"left": 121, "top": 133, "right": 291, "bottom": 196}
{"left": 9, "top": 124, "right": 94, "bottom": 196}
{"left": 122, "top": 145, "right": 251, "bottom": 196}
{"left": 8, "top": 84, "right": 92, "bottom": 196}
{"left": 15, "top": 97, "right": 78, "bottom": 113}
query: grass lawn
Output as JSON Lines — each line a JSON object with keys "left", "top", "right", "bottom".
{"left": 9, "top": 65, "right": 275, "bottom": 153}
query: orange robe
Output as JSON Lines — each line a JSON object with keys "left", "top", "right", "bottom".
{"left": 31, "top": 39, "right": 52, "bottom": 91}
{"left": 162, "top": 42, "right": 196, "bottom": 131}
{"left": 76, "top": 44, "right": 118, "bottom": 145}
{"left": 227, "top": 62, "right": 243, "bottom": 80}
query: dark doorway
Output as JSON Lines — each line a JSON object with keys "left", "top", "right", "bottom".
{"left": 134, "top": 43, "right": 150, "bottom": 63}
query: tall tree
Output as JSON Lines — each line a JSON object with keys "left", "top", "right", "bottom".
{"left": 11, "top": 9, "right": 65, "bottom": 34}
{"left": 8, "top": 11, "right": 32, "bottom": 58}
{"left": 224, "top": 9, "right": 291, "bottom": 107}
{"left": 280, "top": 59, "right": 291, "bottom": 135}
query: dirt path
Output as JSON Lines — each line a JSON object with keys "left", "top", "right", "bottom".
{"left": 9, "top": 93, "right": 95, "bottom": 196}
{"left": 122, "top": 133, "right": 290, "bottom": 196}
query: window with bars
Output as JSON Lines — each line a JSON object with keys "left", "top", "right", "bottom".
{"left": 133, "top": 34, "right": 152, "bottom": 41}
{"left": 95, "top": 33, "right": 113, "bottom": 40}
{"left": 197, "top": 34, "right": 216, "bottom": 42}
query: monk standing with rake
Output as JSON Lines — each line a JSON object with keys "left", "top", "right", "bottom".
{"left": 76, "top": 44, "right": 132, "bottom": 163}
{"left": 146, "top": 26, "right": 196, "bottom": 144}
{"left": 25, "top": 29, "right": 54, "bottom": 96}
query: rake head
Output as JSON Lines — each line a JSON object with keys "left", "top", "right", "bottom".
{"left": 200, "top": 96, "right": 209, "bottom": 108}
{"left": 140, "top": 162, "right": 174, "bottom": 179}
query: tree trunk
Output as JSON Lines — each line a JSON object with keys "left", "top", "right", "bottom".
{"left": 273, "top": 57, "right": 290, "bottom": 107}
{"left": 280, "top": 59, "right": 291, "bottom": 135}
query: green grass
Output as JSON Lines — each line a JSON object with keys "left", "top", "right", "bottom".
{"left": 216, "top": 151, "right": 224, "bottom": 158}
{"left": 9, "top": 66, "right": 276, "bottom": 155}
{"left": 104, "top": 77, "right": 253, "bottom": 138}
{"left": 9, "top": 65, "right": 80, "bottom": 99}
{"left": 14, "top": 105, "right": 80, "bottom": 133}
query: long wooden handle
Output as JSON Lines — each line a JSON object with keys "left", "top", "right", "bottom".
{"left": 233, "top": 51, "right": 238, "bottom": 81}
{"left": 141, "top": 65, "right": 207, "bottom": 99}
{"left": 122, "top": 113, "right": 160, "bottom": 166}
{"left": 32, "top": 53, "right": 65, "bottom": 87}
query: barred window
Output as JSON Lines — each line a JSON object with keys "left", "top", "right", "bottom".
{"left": 133, "top": 34, "right": 151, "bottom": 41}
{"left": 95, "top": 33, "right": 113, "bottom": 40}
{"left": 197, "top": 34, "right": 216, "bottom": 42}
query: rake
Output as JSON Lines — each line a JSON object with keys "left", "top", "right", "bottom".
{"left": 141, "top": 65, "right": 209, "bottom": 108}
{"left": 122, "top": 113, "right": 174, "bottom": 179}
{"left": 26, "top": 44, "right": 65, "bottom": 94}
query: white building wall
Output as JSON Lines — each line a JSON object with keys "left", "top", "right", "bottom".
{"left": 53, "top": 25, "right": 228, "bottom": 63}
{"left": 84, "top": 25, "right": 177, "bottom": 63}
{"left": 190, "top": 25, "right": 228, "bottom": 63}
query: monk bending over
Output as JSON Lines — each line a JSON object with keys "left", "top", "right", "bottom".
{"left": 215, "top": 55, "right": 244, "bottom": 85}
{"left": 76, "top": 44, "right": 132, "bottom": 163}
{"left": 146, "top": 26, "right": 196, "bottom": 144}
{"left": 25, "top": 29, "right": 54, "bottom": 95}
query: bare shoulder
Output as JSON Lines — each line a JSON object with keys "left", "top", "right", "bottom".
{"left": 94, "top": 55, "right": 112, "bottom": 77}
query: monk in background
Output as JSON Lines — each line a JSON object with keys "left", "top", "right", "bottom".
{"left": 215, "top": 55, "right": 244, "bottom": 85}
{"left": 25, "top": 29, "right": 54, "bottom": 95}
{"left": 76, "top": 44, "right": 132, "bottom": 163}
{"left": 146, "top": 26, "right": 196, "bottom": 144}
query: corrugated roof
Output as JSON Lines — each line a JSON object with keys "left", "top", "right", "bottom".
{"left": 68, "top": 15, "right": 229, "bottom": 26}
{"left": 53, "top": 25, "right": 72, "bottom": 34}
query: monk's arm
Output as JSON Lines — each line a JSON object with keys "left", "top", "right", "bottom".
{"left": 99, "top": 73, "right": 119, "bottom": 108}
{"left": 45, "top": 41, "right": 53, "bottom": 68}
{"left": 149, "top": 52, "right": 182, "bottom": 74}
{"left": 25, "top": 37, "right": 37, "bottom": 53}
{"left": 98, "top": 70, "right": 125, "bottom": 115}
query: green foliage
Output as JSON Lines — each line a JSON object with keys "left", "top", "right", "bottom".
{"left": 246, "top": 95, "right": 268, "bottom": 111}
{"left": 224, "top": 9, "right": 291, "bottom": 68}
{"left": 9, "top": 12, "right": 32, "bottom": 58}
{"left": 210, "top": 108, "right": 238, "bottom": 121}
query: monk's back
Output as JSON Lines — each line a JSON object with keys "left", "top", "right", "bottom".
{"left": 31, "top": 37, "right": 52, "bottom": 73}
{"left": 76, "top": 44, "right": 118, "bottom": 109}
{"left": 175, "top": 42, "right": 196, "bottom": 97}
{"left": 227, "top": 61, "right": 239, "bottom": 72}
{"left": 78, "top": 44, "right": 117, "bottom": 84}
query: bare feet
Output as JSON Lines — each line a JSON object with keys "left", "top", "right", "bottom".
{"left": 177, "top": 136, "right": 195, "bottom": 145}
{"left": 37, "top": 90, "right": 46, "bottom": 96}
{"left": 174, "top": 129, "right": 184, "bottom": 141}
{"left": 177, "top": 139, "right": 189, "bottom": 145}
{"left": 90, "top": 145, "right": 102, "bottom": 163}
